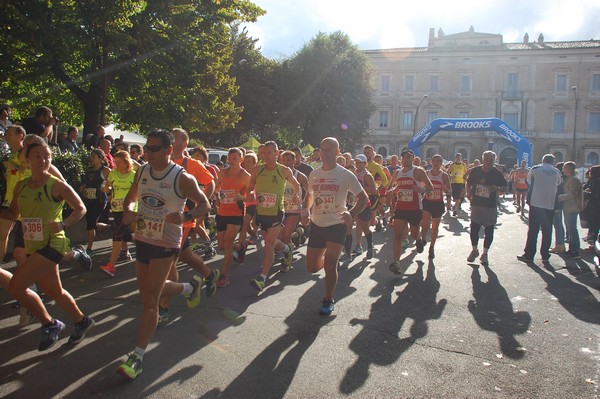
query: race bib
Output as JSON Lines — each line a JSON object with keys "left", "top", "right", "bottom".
{"left": 83, "top": 188, "right": 96, "bottom": 200}
{"left": 111, "top": 198, "right": 124, "bottom": 212}
{"left": 475, "top": 184, "right": 491, "bottom": 198}
{"left": 137, "top": 216, "right": 165, "bottom": 240}
{"left": 22, "top": 217, "right": 43, "bottom": 241}
{"left": 397, "top": 189, "right": 414, "bottom": 202}
{"left": 314, "top": 193, "right": 336, "bottom": 212}
{"left": 220, "top": 189, "right": 236, "bottom": 204}
{"left": 347, "top": 192, "right": 356, "bottom": 207}
{"left": 428, "top": 189, "right": 442, "bottom": 201}
{"left": 257, "top": 192, "right": 277, "bottom": 208}
{"left": 517, "top": 178, "right": 526, "bottom": 185}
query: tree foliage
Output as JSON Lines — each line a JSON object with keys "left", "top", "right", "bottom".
{"left": 0, "top": 0, "right": 264, "bottom": 135}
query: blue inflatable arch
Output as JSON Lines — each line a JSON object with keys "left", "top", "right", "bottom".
{"left": 408, "top": 118, "right": 532, "bottom": 166}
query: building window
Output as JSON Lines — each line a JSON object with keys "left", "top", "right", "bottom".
{"left": 425, "top": 148, "right": 436, "bottom": 159}
{"left": 405, "top": 75, "right": 414, "bottom": 91}
{"left": 379, "top": 111, "right": 389, "bottom": 128}
{"left": 553, "top": 112, "right": 566, "bottom": 133}
{"left": 590, "top": 112, "right": 600, "bottom": 133}
{"left": 460, "top": 75, "right": 471, "bottom": 94}
{"left": 427, "top": 111, "right": 438, "bottom": 124}
{"left": 430, "top": 76, "right": 439, "bottom": 92}
{"left": 587, "top": 152, "right": 599, "bottom": 165}
{"left": 555, "top": 74, "right": 567, "bottom": 92}
{"left": 553, "top": 151, "right": 564, "bottom": 163}
{"left": 458, "top": 111, "right": 470, "bottom": 119}
{"left": 378, "top": 146, "right": 388, "bottom": 158}
{"left": 592, "top": 74, "right": 600, "bottom": 92}
{"left": 403, "top": 111, "right": 413, "bottom": 129}
{"left": 380, "top": 75, "right": 390, "bottom": 92}
{"left": 503, "top": 112, "right": 519, "bottom": 129}
{"left": 506, "top": 73, "right": 519, "bottom": 96}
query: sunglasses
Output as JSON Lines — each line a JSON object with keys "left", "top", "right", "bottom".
{"left": 144, "top": 145, "right": 164, "bottom": 153}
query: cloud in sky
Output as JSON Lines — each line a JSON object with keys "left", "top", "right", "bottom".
{"left": 245, "top": 0, "right": 600, "bottom": 59}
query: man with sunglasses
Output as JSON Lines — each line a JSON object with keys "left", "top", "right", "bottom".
{"left": 116, "top": 129, "right": 210, "bottom": 380}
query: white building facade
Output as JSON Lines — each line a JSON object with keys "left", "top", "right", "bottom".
{"left": 364, "top": 27, "right": 600, "bottom": 167}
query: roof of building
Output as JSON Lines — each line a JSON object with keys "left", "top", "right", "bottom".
{"left": 364, "top": 40, "right": 600, "bottom": 54}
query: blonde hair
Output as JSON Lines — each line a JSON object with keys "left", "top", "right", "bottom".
{"left": 113, "top": 150, "right": 133, "bottom": 172}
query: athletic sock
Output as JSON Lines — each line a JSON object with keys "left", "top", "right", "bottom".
{"left": 134, "top": 347, "right": 145, "bottom": 359}
{"left": 181, "top": 282, "right": 194, "bottom": 296}
{"left": 260, "top": 274, "right": 267, "bottom": 280}
{"left": 482, "top": 248, "right": 489, "bottom": 255}
{"left": 472, "top": 246, "right": 478, "bottom": 251}
{"left": 344, "top": 234, "right": 352, "bottom": 254}
{"left": 365, "top": 232, "right": 373, "bottom": 249}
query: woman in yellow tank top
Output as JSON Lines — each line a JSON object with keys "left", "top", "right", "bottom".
{"left": 1, "top": 140, "right": 95, "bottom": 351}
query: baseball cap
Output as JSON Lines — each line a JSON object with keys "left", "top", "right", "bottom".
{"left": 400, "top": 149, "right": 414, "bottom": 157}
{"left": 455, "top": 152, "right": 462, "bottom": 157}
{"left": 354, "top": 154, "right": 367, "bottom": 163}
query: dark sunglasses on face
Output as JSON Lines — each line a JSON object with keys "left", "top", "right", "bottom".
{"left": 144, "top": 145, "right": 164, "bottom": 153}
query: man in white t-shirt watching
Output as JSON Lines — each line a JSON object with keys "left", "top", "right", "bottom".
{"left": 302, "top": 137, "right": 368, "bottom": 315}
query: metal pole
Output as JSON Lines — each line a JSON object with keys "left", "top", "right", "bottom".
{"left": 571, "top": 86, "right": 578, "bottom": 162}
{"left": 412, "top": 94, "right": 428, "bottom": 137}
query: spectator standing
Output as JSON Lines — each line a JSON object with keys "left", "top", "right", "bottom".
{"left": 0, "top": 104, "right": 12, "bottom": 135}
{"left": 559, "top": 162, "right": 583, "bottom": 259}
{"left": 59, "top": 126, "right": 80, "bottom": 154}
{"left": 21, "top": 106, "right": 57, "bottom": 142}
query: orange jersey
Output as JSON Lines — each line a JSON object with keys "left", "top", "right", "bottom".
{"left": 174, "top": 157, "right": 215, "bottom": 227}
{"left": 217, "top": 171, "right": 247, "bottom": 217}
{"left": 513, "top": 169, "right": 529, "bottom": 190}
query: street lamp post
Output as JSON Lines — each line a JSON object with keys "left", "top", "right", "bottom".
{"left": 571, "top": 85, "right": 579, "bottom": 162}
{"left": 412, "top": 94, "right": 429, "bottom": 137}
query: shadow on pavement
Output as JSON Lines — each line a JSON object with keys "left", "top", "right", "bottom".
{"left": 467, "top": 264, "right": 531, "bottom": 359}
{"left": 339, "top": 260, "right": 446, "bottom": 394}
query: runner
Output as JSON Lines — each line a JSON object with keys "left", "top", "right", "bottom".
{"left": 513, "top": 160, "right": 529, "bottom": 215}
{"left": 248, "top": 141, "right": 300, "bottom": 291}
{"left": 447, "top": 153, "right": 467, "bottom": 217}
{"left": 363, "top": 145, "right": 389, "bottom": 232}
{"left": 116, "top": 129, "right": 210, "bottom": 380}
{"left": 237, "top": 152, "right": 259, "bottom": 248}
{"left": 214, "top": 147, "right": 250, "bottom": 287}
{"left": 350, "top": 154, "right": 376, "bottom": 259}
{"left": 277, "top": 150, "right": 308, "bottom": 272}
{"left": 420, "top": 154, "right": 451, "bottom": 259}
{"left": 2, "top": 139, "right": 95, "bottom": 351}
{"left": 99, "top": 150, "right": 137, "bottom": 277}
{"left": 389, "top": 149, "right": 433, "bottom": 274}
{"left": 465, "top": 151, "right": 507, "bottom": 266}
{"left": 303, "top": 137, "right": 367, "bottom": 315}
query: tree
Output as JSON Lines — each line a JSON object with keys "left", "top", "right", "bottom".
{"left": 0, "top": 0, "right": 264, "bottom": 136}
{"left": 276, "top": 31, "right": 376, "bottom": 151}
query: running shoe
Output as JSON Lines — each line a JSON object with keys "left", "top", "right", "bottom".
{"left": 366, "top": 246, "right": 374, "bottom": 259}
{"left": 158, "top": 306, "right": 169, "bottom": 324}
{"left": 100, "top": 263, "right": 116, "bottom": 277}
{"left": 416, "top": 239, "right": 425, "bottom": 254}
{"left": 565, "top": 250, "right": 581, "bottom": 260}
{"left": 352, "top": 246, "right": 363, "bottom": 256}
{"left": 516, "top": 254, "right": 534, "bottom": 263}
{"left": 339, "top": 252, "right": 352, "bottom": 262}
{"left": 389, "top": 261, "right": 402, "bottom": 274}
{"left": 236, "top": 241, "right": 248, "bottom": 264}
{"left": 251, "top": 276, "right": 266, "bottom": 291}
{"left": 85, "top": 248, "right": 95, "bottom": 257}
{"left": 282, "top": 243, "right": 294, "bottom": 268}
{"left": 68, "top": 315, "right": 95, "bottom": 344}
{"left": 550, "top": 245, "right": 565, "bottom": 254}
{"left": 19, "top": 307, "right": 34, "bottom": 326}
{"left": 217, "top": 274, "right": 230, "bottom": 288}
{"left": 402, "top": 239, "right": 410, "bottom": 248}
{"left": 39, "top": 319, "right": 65, "bottom": 351}
{"left": 74, "top": 245, "right": 92, "bottom": 271}
{"left": 452, "top": 210, "right": 457, "bottom": 217}
{"left": 204, "top": 245, "right": 217, "bottom": 259}
{"left": 184, "top": 276, "right": 202, "bottom": 309}
{"left": 117, "top": 353, "right": 143, "bottom": 380}
{"left": 204, "top": 269, "right": 220, "bottom": 298}
{"left": 118, "top": 250, "right": 133, "bottom": 262}
{"left": 319, "top": 298, "right": 335, "bottom": 315}
{"left": 428, "top": 248, "right": 435, "bottom": 259}
{"left": 467, "top": 249, "right": 480, "bottom": 263}
{"left": 480, "top": 253, "right": 489, "bottom": 266}
{"left": 246, "top": 238, "right": 256, "bottom": 246}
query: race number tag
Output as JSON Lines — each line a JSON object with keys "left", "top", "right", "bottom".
{"left": 397, "top": 189, "right": 414, "bottom": 202}
{"left": 257, "top": 192, "right": 277, "bottom": 208}
{"left": 428, "top": 189, "right": 442, "bottom": 201}
{"left": 22, "top": 217, "right": 43, "bottom": 241}
{"left": 83, "top": 188, "right": 96, "bottom": 200}
{"left": 111, "top": 198, "right": 124, "bottom": 212}
{"left": 137, "top": 216, "right": 165, "bottom": 240}
{"left": 220, "top": 189, "right": 236, "bottom": 204}
{"left": 475, "top": 184, "right": 491, "bottom": 198}
{"left": 314, "top": 193, "right": 335, "bottom": 212}
{"left": 517, "top": 178, "right": 526, "bottom": 185}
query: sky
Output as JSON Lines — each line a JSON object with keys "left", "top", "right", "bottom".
{"left": 244, "top": 0, "right": 600, "bottom": 59}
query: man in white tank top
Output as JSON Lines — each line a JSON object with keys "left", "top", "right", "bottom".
{"left": 116, "top": 130, "right": 211, "bottom": 380}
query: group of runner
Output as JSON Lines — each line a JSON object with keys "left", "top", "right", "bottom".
{"left": 2, "top": 127, "right": 528, "bottom": 380}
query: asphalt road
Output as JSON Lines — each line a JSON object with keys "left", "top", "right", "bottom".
{"left": 1, "top": 198, "right": 599, "bottom": 398}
